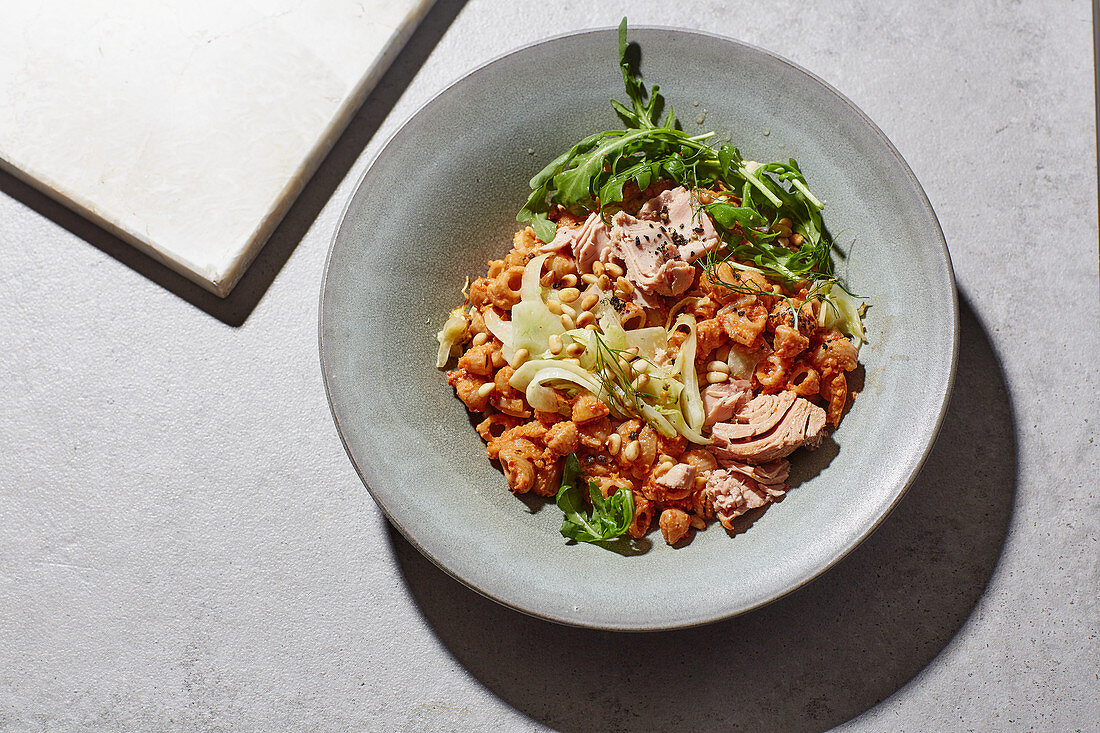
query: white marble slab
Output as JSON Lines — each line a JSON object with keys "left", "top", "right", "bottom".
{"left": 0, "top": 0, "right": 433, "bottom": 296}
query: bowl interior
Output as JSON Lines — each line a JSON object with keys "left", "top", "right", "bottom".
{"left": 320, "top": 27, "right": 956, "bottom": 630}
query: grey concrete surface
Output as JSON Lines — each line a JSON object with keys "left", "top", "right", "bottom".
{"left": 1, "top": 1, "right": 1096, "bottom": 730}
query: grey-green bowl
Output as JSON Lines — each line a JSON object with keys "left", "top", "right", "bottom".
{"left": 319, "top": 26, "right": 957, "bottom": 631}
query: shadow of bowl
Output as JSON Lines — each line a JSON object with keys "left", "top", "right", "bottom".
{"left": 388, "top": 291, "right": 1015, "bottom": 731}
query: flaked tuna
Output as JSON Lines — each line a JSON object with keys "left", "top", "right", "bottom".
{"left": 654, "top": 462, "right": 697, "bottom": 499}
{"left": 537, "top": 213, "right": 616, "bottom": 275}
{"left": 607, "top": 187, "right": 723, "bottom": 297}
{"left": 704, "top": 469, "right": 788, "bottom": 529}
{"left": 538, "top": 222, "right": 578, "bottom": 252}
{"left": 637, "top": 186, "right": 721, "bottom": 261}
{"left": 710, "top": 393, "right": 827, "bottom": 465}
{"left": 710, "top": 391, "right": 797, "bottom": 441}
{"left": 720, "top": 458, "right": 791, "bottom": 487}
{"left": 572, "top": 212, "right": 615, "bottom": 273}
{"left": 610, "top": 210, "right": 696, "bottom": 296}
{"left": 701, "top": 379, "right": 753, "bottom": 427}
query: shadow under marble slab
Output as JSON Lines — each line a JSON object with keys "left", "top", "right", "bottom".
{"left": 0, "top": 0, "right": 469, "bottom": 326}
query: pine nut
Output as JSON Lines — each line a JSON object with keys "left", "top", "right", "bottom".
{"left": 617, "top": 358, "right": 632, "bottom": 373}
{"left": 633, "top": 373, "right": 650, "bottom": 389}
{"left": 510, "top": 348, "right": 530, "bottom": 369}
{"left": 605, "top": 262, "right": 624, "bottom": 278}
{"left": 471, "top": 332, "right": 489, "bottom": 346}
{"left": 558, "top": 287, "right": 580, "bottom": 303}
{"left": 607, "top": 433, "right": 622, "bottom": 456}
{"left": 547, "top": 300, "right": 563, "bottom": 315}
{"left": 563, "top": 357, "right": 581, "bottom": 365}
{"left": 564, "top": 342, "right": 585, "bottom": 357}
{"left": 560, "top": 313, "right": 575, "bottom": 330}
{"left": 477, "top": 382, "right": 495, "bottom": 398}
{"left": 560, "top": 303, "right": 577, "bottom": 319}
{"left": 615, "top": 276, "right": 634, "bottom": 295}
{"left": 658, "top": 453, "right": 676, "bottom": 465}
{"left": 623, "top": 440, "right": 641, "bottom": 462}
{"left": 592, "top": 261, "right": 605, "bottom": 277}
{"left": 633, "top": 360, "right": 650, "bottom": 373}
{"left": 597, "top": 274, "right": 611, "bottom": 291}
{"left": 706, "top": 370, "right": 729, "bottom": 384}
{"left": 581, "top": 273, "right": 598, "bottom": 285}
{"left": 548, "top": 334, "right": 564, "bottom": 355}
{"left": 624, "top": 347, "right": 640, "bottom": 359}
{"left": 579, "top": 293, "right": 600, "bottom": 311}
{"left": 707, "top": 360, "right": 730, "bottom": 374}
{"left": 575, "top": 311, "right": 595, "bottom": 328}
{"left": 561, "top": 274, "right": 578, "bottom": 288}
{"left": 584, "top": 324, "right": 599, "bottom": 331}
{"left": 491, "top": 350, "right": 506, "bottom": 368}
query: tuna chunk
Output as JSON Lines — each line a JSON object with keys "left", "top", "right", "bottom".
{"left": 611, "top": 210, "right": 696, "bottom": 296}
{"left": 710, "top": 393, "right": 827, "bottom": 465}
{"left": 537, "top": 213, "right": 615, "bottom": 274}
{"left": 701, "top": 379, "right": 753, "bottom": 427}
{"left": 705, "top": 469, "right": 788, "bottom": 529}
{"left": 608, "top": 186, "right": 724, "bottom": 297}
{"left": 720, "top": 458, "right": 790, "bottom": 487}
{"left": 638, "top": 186, "right": 722, "bottom": 261}
{"left": 572, "top": 212, "right": 615, "bottom": 273}
{"left": 654, "top": 462, "right": 697, "bottom": 499}
{"left": 710, "top": 391, "right": 797, "bottom": 441}
{"left": 538, "top": 222, "right": 578, "bottom": 252}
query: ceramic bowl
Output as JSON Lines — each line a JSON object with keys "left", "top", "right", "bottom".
{"left": 319, "top": 26, "right": 957, "bottom": 630}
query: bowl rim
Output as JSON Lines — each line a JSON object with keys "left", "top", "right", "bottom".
{"left": 318, "top": 23, "right": 959, "bottom": 631}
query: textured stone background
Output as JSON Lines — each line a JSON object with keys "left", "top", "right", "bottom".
{"left": 0, "top": 1, "right": 1096, "bottom": 730}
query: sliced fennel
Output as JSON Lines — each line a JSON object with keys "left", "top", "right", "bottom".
{"left": 670, "top": 314, "right": 705, "bottom": 433}
{"left": 726, "top": 343, "right": 762, "bottom": 380}
{"left": 815, "top": 280, "right": 866, "bottom": 347}
{"left": 503, "top": 253, "right": 567, "bottom": 361}
{"left": 510, "top": 360, "right": 608, "bottom": 415}
{"left": 625, "top": 327, "right": 667, "bottom": 362}
{"left": 482, "top": 307, "right": 514, "bottom": 345}
{"left": 435, "top": 307, "right": 469, "bottom": 368}
{"left": 506, "top": 302, "right": 713, "bottom": 444}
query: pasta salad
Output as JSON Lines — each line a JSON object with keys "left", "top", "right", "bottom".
{"left": 436, "top": 20, "right": 866, "bottom": 547}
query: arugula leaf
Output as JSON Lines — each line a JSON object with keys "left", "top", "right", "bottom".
{"left": 517, "top": 17, "right": 841, "bottom": 291}
{"left": 615, "top": 17, "right": 664, "bottom": 129}
{"left": 556, "top": 453, "right": 634, "bottom": 543}
{"left": 516, "top": 19, "right": 722, "bottom": 241}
